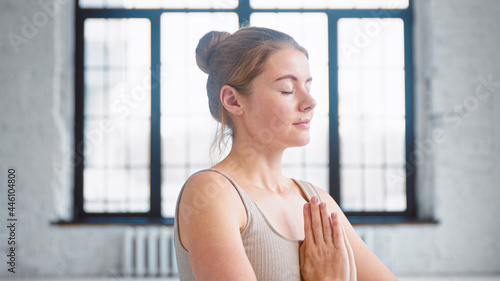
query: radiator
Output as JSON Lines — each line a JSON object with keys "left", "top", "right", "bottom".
{"left": 123, "top": 226, "right": 178, "bottom": 277}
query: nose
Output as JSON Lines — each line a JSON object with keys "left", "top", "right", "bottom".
{"left": 299, "top": 91, "right": 317, "bottom": 112}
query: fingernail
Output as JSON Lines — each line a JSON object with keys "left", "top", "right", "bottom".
{"left": 320, "top": 202, "right": 326, "bottom": 209}
{"left": 331, "top": 212, "right": 337, "bottom": 219}
{"left": 304, "top": 203, "right": 310, "bottom": 210}
{"left": 311, "top": 196, "right": 318, "bottom": 204}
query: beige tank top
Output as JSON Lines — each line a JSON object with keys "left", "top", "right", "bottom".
{"left": 174, "top": 169, "right": 321, "bottom": 281}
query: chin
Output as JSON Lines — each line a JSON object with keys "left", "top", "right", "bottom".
{"left": 291, "top": 135, "right": 311, "bottom": 147}
{"left": 278, "top": 131, "right": 311, "bottom": 149}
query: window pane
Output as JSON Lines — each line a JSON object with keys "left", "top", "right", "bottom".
{"left": 161, "top": 12, "right": 239, "bottom": 217}
{"left": 338, "top": 69, "right": 361, "bottom": 117}
{"left": 106, "top": 168, "right": 129, "bottom": 212}
{"left": 338, "top": 18, "right": 406, "bottom": 212}
{"left": 84, "top": 19, "right": 150, "bottom": 68}
{"left": 84, "top": 20, "right": 105, "bottom": 67}
{"left": 385, "top": 69, "right": 406, "bottom": 117}
{"left": 129, "top": 168, "right": 151, "bottom": 212}
{"left": 250, "top": 12, "right": 329, "bottom": 191}
{"left": 84, "top": 70, "right": 105, "bottom": 117}
{"left": 338, "top": 18, "right": 405, "bottom": 68}
{"left": 306, "top": 167, "right": 329, "bottom": 193}
{"left": 189, "top": 116, "right": 217, "bottom": 165}
{"left": 364, "top": 168, "right": 385, "bottom": 211}
{"left": 250, "top": 0, "right": 408, "bottom": 9}
{"left": 341, "top": 168, "right": 363, "bottom": 211}
{"left": 339, "top": 118, "right": 362, "bottom": 165}
{"left": 162, "top": 167, "right": 190, "bottom": 218}
{"left": 84, "top": 168, "right": 105, "bottom": 212}
{"left": 84, "top": 168, "right": 150, "bottom": 213}
{"left": 161, "top": 114, "right": 188, "bottom": 167}
{"left": 386, "top": 119, "right": 406, "bottom": 164}
{"left": 106, "top": 120, "right": 127, "bottom": 166}
{"left": 363, "top": 118, "right": 385, "bottom": 165}
{"left": 83, "top": 119, "right": 107, "bottom": 166}
{"left": 130, "top": 120, "right": 150, "bottom": 166}
{"left": 83, "top": 18, "right": 151, "bottom": 213}
{"left": 80, "top": 0, "right": 238, "bottom": 9}
{"left": 385, "top": 167, "right": 407, "bottom": 211}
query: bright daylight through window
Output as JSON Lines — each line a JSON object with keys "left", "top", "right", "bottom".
{"left": 75, "top": 0, "right": 413, "bottom": 221}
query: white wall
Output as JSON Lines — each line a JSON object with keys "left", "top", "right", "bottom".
{"left": 0, "top": 0, "right": 125, "bottom": 278}
{"left": 357, "top": 0, "right": 500, "bottom": 276}
{"left": 0, "top": 0, "right": 499, "bottom": 279}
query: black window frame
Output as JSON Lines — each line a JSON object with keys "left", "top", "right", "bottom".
{"left": 74, "top": 0, "right": 415, "bottom": 224}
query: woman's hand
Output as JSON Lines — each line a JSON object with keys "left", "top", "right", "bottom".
{"left": 299, "top": 196, "right": 357, "bottom": 281}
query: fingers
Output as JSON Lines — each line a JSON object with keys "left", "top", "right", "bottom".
{"left": 299, "top": 237, "right": 305, "bottom": 269}
{"left": 331, "top": 212, "right": 345, "bottom": 250}
{"left": 303, "top": 202, "right": 314, "bottom": 245}
{"left": 309, "top": 196, "right": 324, "bottom": 244}
{"left": 320, "top": 202, "right": 333, "bottom": 245}
{"left": 304, "top": 197, "right": 334, "bottom": 246}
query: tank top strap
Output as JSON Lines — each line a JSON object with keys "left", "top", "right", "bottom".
{"left": 191, "top": 168, "right": 260, "bottom": 223}
{"left": 201, "top": 169, "right": 254, "bottom": 202}
{"left": 292, "top": 179, "right": 321, "bottom": 202}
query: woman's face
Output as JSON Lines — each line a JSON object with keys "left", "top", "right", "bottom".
{"left": 238, "top": 48, "right": 317, "bottom": 150}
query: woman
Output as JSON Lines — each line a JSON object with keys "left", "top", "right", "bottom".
{"left": 174, "top": 26, "right": 398, "bottom": 281}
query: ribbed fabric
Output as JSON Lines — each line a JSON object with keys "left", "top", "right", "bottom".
{"left": 174, "top": 169, "right": 321, "bottom": 281}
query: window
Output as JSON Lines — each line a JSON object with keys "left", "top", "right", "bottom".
{"left": 74, "top": 0, "right": 414, "bottom": 223}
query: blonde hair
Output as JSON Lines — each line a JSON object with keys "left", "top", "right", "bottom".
{"left": 195, "top": 26, "right": 308, "bottom": 161}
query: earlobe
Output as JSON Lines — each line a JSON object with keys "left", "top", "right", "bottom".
{"left": 220, "top": 85, "right": 243, "bottom": 115}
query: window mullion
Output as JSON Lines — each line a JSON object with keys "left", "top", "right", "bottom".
{"left": 236, "top": 0, "right": 251, "bottom": 26}
{"left": 74, "top": 10, "right": 85, "bottom": 218}
{"left": 403, "top": 10, "right": 416, "bottom": 217}
{"left": 150, "top": 15, "right": 161, "bottom": 217}
{"left": 74, "top": 2, "right": 415, "bottom": 221}
{"left": 328, "top": 12, "right": 341, "bottom": 205}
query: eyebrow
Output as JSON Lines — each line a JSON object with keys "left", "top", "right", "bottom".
{"left": 275, "top": 74, "right": 313, "bottom": 82}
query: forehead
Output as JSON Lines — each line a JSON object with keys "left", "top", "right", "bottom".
{"left": 262, "top": 48, "right": 311, "bottom": 80}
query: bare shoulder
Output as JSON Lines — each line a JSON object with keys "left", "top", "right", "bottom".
{"left": 180, "top": 170, "right": 242, "bottom": 208}
{"left": 177, "top": 170, "right": 256, "bottom": 280}
{"left": 178, "top": 170, "right": 247, "bottom": 249}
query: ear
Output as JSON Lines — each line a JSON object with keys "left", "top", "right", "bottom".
{"left": 220, "top": 85, "right": 243, "bottom": 115}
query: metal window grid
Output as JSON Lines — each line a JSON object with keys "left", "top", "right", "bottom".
{"left": 74, "top": 0, "right": 415, "bottom": 223}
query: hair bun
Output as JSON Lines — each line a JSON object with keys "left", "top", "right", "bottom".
{"left": 195, "top": 31, "right": 231, "bottom": 74}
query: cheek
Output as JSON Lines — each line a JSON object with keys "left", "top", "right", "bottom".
{"left": 247, "top": 94, "right": 295, "bottom": 132}
{"left": 266, "top": 105, "right": 294, "bottom": 133}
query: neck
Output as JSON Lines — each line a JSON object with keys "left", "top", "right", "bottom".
{"left": 215, "top": 135, "right": 286, "bottom": 191}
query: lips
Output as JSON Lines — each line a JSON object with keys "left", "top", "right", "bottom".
{"left": 293, "top": 119, "right": 311, "bottom": 129}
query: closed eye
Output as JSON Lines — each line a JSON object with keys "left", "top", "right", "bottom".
{"left": 281, "top": 90, "right": 295, "bottom": 94}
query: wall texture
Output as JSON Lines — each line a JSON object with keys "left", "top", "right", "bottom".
{"left": 0, "top": 0, "right": 499, "bottom": 279}
{"left": 0, "top": 0, "right": 125, "bottom": 278}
